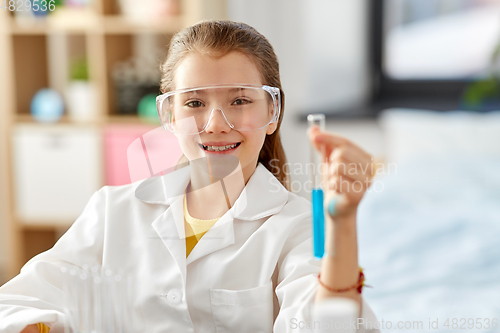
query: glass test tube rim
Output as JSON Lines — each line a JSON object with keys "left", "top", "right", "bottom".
{"left": 307, "top": 114, "right": 326, "bottom": 190}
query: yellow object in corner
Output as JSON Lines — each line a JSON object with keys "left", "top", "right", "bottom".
{"left": 37, "top": 323, "right": 50, "bottom": 333}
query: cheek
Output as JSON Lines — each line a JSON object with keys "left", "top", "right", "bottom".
{"left": 243, "top": 130, "right": 267, "bottom": 154}
{"left": 178, "top": 135, "right": 204, "bottom": 160}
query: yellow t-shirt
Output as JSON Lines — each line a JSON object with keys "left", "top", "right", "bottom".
{"left": 36, "top": 192, "right": 220, "bottom": 333}
{"left": 37, "top": 323, "right": 50, "bottom": 333}
{"left": 184, "top": 192, "right": 221, "bottom": 257}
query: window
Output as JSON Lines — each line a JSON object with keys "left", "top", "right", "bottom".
{"left": 384, "top": 0, "right": 500, "bottom": 80}
{"left": 370, "top": 0, "right": 500, "bottom": 112}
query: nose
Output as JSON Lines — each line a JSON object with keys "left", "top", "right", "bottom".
{"left": 204, "top": 108, "right": 233, "bottom": 133}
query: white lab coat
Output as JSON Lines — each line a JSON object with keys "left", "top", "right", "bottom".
{"left": 0, "top": 162, "right": 379, "bottom": 333}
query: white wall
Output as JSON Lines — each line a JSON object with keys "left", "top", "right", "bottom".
{"left": 303, "top": 0, "right": 370, "bottom": 112}
{"left": 228, "top": 0, "right": 307, "bottom": 117}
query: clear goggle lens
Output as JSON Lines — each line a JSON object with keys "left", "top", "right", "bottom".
{"left": 156, "top": 85, "right": 281, "bottom": 135}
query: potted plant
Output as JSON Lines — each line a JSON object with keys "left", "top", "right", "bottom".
{"left": 65, "top": 57, "right": 97, "bottom": 122}
{"left": 461, "top": 39, "right": 500, "bottom": 112}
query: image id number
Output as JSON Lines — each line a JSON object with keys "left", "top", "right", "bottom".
{"left": 444, "top": 318, "right": 498, "bottom": 330}
{"left": 1, "top": 0, "right": 56, "bottom": 12}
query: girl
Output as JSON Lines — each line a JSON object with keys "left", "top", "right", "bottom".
{"left": 1, "top": 20, "right": 378, "bottom": 332}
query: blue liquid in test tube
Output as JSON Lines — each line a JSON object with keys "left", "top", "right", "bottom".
{"left": 311, "top": 188, "right": 325, "bottom": 259}
{"left": 308, "top": 114, "right": 326, "bottom": 260}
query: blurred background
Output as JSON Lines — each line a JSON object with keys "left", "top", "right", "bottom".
{"left": 1, "top": 0, "right": 499, "bottom": 331}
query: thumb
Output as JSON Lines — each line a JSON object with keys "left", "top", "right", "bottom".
{"left": 324, "top": 192, "right": 351, "bottom": 219}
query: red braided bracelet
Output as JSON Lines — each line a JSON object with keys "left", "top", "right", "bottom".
{"left": 318, "top": 267, "right": 369, "bottom": 294}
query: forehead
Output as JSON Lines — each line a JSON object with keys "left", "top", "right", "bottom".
{"left": 173, "top": 51, "right": 263, "bottom": 90}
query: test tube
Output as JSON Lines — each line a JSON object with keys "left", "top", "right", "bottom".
{"left": 307, "top": 114, "right": 326, "bottom": 260}
{"left": 60, "top": 265, "right": 140, "bottom": 333}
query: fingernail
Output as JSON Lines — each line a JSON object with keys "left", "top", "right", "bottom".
{"left": 328, "top": 197, "right": 337, "bottom": 217}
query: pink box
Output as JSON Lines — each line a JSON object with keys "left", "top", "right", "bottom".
{"left": 104, "top": 124, "right": 183, "bottom": 186}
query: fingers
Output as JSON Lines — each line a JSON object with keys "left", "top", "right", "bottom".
{"left": 325, "top": 174, "right": 367, "bottom": 202}
{"left": 323, "top": 191, "right": 356, "bottom": 219}
{"left": 309, "top": 128, "right": 372, "bottom": 163}
{"left": 328, "top": 146, "right": 374, "bottom": 183}
{"left": 329, "top": 162, "right": 369, "bottom": 183}
{"left": 308, "top": 127, "right": 348, "bottom": 160}
{"left": 308, "top": 127, "right": 375, "bottom": 218}
{"left": 314, "top": 131, "right": 347, "bottom": 147}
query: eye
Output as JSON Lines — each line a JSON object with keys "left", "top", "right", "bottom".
{"left": 185, "top": 100, "right": 204, "bottom": 108}
{"left": 232, "top": 98, "right": 251, "bottom": 106}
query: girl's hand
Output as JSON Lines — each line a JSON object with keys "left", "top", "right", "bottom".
{"left": 308, "top": 127, "right": 374, "bottom": 219}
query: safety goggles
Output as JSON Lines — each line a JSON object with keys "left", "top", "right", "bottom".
{"left": 156, "top": 84, "right": 281, "bottom": 135}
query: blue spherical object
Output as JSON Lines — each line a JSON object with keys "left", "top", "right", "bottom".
{"left": 31, "top": 89, "right": 64, "bottom": 123}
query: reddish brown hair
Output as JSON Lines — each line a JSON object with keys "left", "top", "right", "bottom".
{"left": 160, "top": 20, "right": 290, "bottom": 191}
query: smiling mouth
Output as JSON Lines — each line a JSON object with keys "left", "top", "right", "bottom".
{"left": 198, "top": 142, "right": 241, "bottom": 152}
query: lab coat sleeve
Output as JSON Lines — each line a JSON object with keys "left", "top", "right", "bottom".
{"left": 273, "top": 210, "right": 380, "bottom": 333}
{"left": 0, "top": 188, "right": 106, "bottom": 333}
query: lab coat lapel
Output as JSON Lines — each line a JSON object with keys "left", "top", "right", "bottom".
{"left": 141, "top": 165, "right": 191, "bottom": 284}
{"left": 232, "top": 163, "right": 289, "bottom": 221}
{"left": 185, "top": 211, "right": 235, "bottom": 265}
{"left": 151, "top": 194, "right": 188, "bottom": 284}
{"left": 185, "top": 163, "right": 289, "bottom": 265}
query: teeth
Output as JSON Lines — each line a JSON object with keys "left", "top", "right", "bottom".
{"left": 203, "top": 143, "right": 238, "bottom": 151}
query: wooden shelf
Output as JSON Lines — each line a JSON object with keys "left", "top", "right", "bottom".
{"left": 15, "top": 114, "right": 105, "bottom": 125}
{"left": 103, "top": 15, "right": 183, "bottom": 34}
{"left": 10, "top": 8, "right": 100, "bottom": 35}
{"left": 106, "top": 115, "right": 143, "bottom": 123}
{"left": 17, "top": 219, "right": 75, "bottom": 229}
{"left": 9, "top": 12, "right": 184, "bottom": 35}
{"left": 9, "top": 20, "right": 49, "bottom": 35}
{"left": 14, "top": 115, "right": 161, "bottom": 128}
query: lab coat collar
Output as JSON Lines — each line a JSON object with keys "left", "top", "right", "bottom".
{"left": 135, "top": 162, "right": 289, "bottom": 221}
{"left": 136, "top": 162, "right": 289, "bottom": 278}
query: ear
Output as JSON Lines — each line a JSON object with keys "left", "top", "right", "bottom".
{"left": 266, "top": 121, "right": 278, "bottom": 135}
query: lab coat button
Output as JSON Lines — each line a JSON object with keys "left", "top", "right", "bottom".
{"left": 167, "top": 289, "right": 182, "bottom": 305}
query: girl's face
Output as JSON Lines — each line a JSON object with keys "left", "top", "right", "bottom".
{"left": 173, "top": 51, "right": 277, "bottom": 182}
